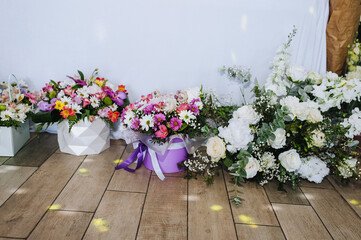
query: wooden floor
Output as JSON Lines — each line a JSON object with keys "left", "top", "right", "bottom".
{"left": 1, "top": 133, "right": 361, "bottom": 240}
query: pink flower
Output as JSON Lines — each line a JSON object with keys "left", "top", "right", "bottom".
{"left": 83, "top": 98, "right": 91, "bottom": 108}
{"left": 189, "top": 104, "right": 199, "bottom": 114}
{"left": 153, "top": 113, "right": 166, "bottom": 125}
{"left": 176, "top": 103, "right": 189, "bottom": 114}
{"left": 155, "top": 125, "right": 168, "bottom": 139}
{"left": 72, "top": 95, "right": 82, "bottom": 104}
{"left": 144, "top": 104, "right": 155, "bottom": 114}
{"left": 42, "top": 83, "right": 53, "bottom": 93}
{"left": 98, "top": 107, "right": 110, "bottom": 117}
{"left": 63, "top": 86, "right": 75, "bottom": 96}
{"left": 131, "top": 117, "right": 140, "bottom": 130}
{"left": 170, "top": 117, "right": 182, "bottom": 131}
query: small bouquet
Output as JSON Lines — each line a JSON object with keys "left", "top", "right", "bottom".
{"left": 34, "top": 69, "right": 129, "bottom": 130}
{"left": 0, "top": 75, "right": 38, "bottom": 127}
{"left": 121, "top": 87, "right": 213, "bottom": 143}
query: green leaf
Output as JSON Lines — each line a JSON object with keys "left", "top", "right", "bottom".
{"left": 77, "top": 70, "right": 84, "bottom": 80}
{"left": 86, "top": 109, "right": 90, "bottom": 120}
{"left": 284, "top": 115, "right": 292, "bottom": 121}
{"left": 223, "top": 158, "right": 233, "bottom": 167}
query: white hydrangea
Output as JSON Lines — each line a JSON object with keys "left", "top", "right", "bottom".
{"left": 338, "top": 157, "right": 358, "bottom": 179}
{"left": 297, "top": 156, "right": 329, "bottom": 183}
{"left": 341, "top": 107, "right": 361, "bottom": 138}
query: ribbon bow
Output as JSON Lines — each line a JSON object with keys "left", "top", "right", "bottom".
{"left": 115, "top": 141, "right": 165, "bottom": 180}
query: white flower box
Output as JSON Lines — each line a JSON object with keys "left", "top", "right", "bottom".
{"left": 57, "top": 118, "right": 110, "bottom": 156}
{"left": 0, "top": 120, "right": 30, "bottom": 156}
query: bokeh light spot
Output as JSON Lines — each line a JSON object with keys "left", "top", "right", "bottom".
{"left": 78, "top": 168, "right": 89, "bottom": 173}
{"left": 92, "top": 218, "right": 109, "bottom": 232}
{"left": 114, "top": 159, "right": 124, "bottom": 164}
{"left": 210, "top": 205, "right": 223, "bottom": 211}
{"left": 48, "top": 204, "right": 61, "bottom": 210}
{"left": 349, "top": 199, "right": 359, "bottom": 205}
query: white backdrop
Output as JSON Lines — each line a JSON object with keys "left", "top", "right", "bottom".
{"left": 0, "top": 0, "right": 328, "bottom": 104}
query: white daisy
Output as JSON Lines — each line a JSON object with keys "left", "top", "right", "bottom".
{"left": 179, "top": 110, "right": 196, "bottom": 124}
{"left": 90, "top": 96, "right": 100, "bottom": 108}
{"left": 140, "top": 115, "right": 154, "bottom": 131}
{"left": 0, "top": 110, "right": 13, "bottom": 121}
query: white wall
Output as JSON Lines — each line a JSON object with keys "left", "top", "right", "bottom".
{"left": 0, "top": 0, "right": 328, "bottom": 104}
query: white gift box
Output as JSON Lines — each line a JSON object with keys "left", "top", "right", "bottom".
{"left": 0, "top": 120, "right": 30, "bottom": 156}
{"left": 57, "top": 118, "right": 110, "bottom": 156}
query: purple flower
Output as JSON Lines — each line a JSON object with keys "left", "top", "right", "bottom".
{"left": 113, "top": 98, "right": 124, "bottom": 106}
{"left": 190, "top": 98, "right": 200, "bottom": 104}
{"left": 131, "top": 117, "right": 140, "bottom": 130}
{"left": 38, "top": 101, "right": 53, "bottom": 111}
{"left": 50, "top": 98, "right": 61, "bottom": 105}
{"left": 117, "top": 91, "right": 127, "bottom": 100}
{"left": 170, "top": 117, "right": 182, "bottom": 131}
{"left": 153, "top": 113, "right": 165, "bottom": 125}
{"left": 143, "top": 105, "right": 155, "bottom": 114}
{"left": 189, "top": 104, "right": 199, "bottom": 114}
{"left": 67, "top": 75, "right": 87, "bottom": 86}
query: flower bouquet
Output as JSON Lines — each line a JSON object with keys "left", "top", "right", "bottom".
{"left": 116, "top": 87, "right": 216, "bottom": 179}
{"left": 0, "top": 75, "right": 38, "bottom": 156}
{"left": 33, "top": 69, "right": 129, "bottom": 155}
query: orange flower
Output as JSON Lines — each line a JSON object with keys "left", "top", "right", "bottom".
{"left": 60, "top": 107, "right": 75, "bottom": 119}
{"left": 108, "top": 111, "right": 120, "bottom": 122}
{"left": 117, "top": 85, "right": 127, "bottom": 93}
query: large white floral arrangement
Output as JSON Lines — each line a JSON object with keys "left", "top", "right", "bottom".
{"left": 183, "top": 30, "right": 361, "bottom": 205}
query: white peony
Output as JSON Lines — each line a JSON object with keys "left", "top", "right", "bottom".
{"left": 163, "top": 97, "right": 177, "bottom": 112}
{"left": 206, "top": 136, "right": 226, "bottom": 162}
{"left": 232, "top": 105, "right": 260, "bottom": 125}
{"left": 287, "top": 65, "right": 308, "bottom": 82}
{"left": 310, "top": 130, "right": 325, "bottom": 148}
{"left": 218, "top": 119, "right": 254, "bottom": 153}
{"left": 297, "top": 156, "right": 329, "bottom": 183}
{"left": 307, "top": 71, "right": 323, "bottom": 85}
{"left": 278, "top": 149, "right": 301, "bottom": 172}
{"left": 186, "top": 87, "right": 201, "bottom": 103}
{"left": 245, "top": 157, "right": 260, "bottom": 179}
{"left": 268, "top": 128, "right": 287, "bottom": 149}
{"left": 307, "top": 107, "right": 323, "bottom": 123}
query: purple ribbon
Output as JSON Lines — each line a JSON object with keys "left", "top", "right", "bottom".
{"left": 115, "top": 142, "right": 147, "bottom": 172}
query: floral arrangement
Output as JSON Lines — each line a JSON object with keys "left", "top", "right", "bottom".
{"left": 121, "top": 87, "right": 216, "bottom": 143}
{"left": 34, "top": 69, "right": 129, "bottom": 130}
{"left": 183, "top": 29, "right": 361, "bottom": 205}
{"left": 0, "top": 78, "right": 38, "bottom": 127}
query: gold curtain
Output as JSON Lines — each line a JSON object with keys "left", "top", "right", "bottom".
{"left": 326, "top": 0, "right": 361, "bottom": 75}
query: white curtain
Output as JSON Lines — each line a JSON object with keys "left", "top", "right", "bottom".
{"left": 0, "top": 0, "right": 328, "bottom": 105}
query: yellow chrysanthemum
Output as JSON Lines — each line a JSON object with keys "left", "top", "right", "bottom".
{"left": 54, "top": 100, "right": 65, "bottom": 110}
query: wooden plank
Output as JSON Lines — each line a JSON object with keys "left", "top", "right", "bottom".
{"left": 225, "top": 174, "right": 278, "bottom": 226}
{"left": 300, "top": 178, "right": 333, "bottom": 189}
{"left": 0, "top": 153, "right": 85, "bottom": 238}
{"left": 0, "top": 165, "right": 37, "bottom": 206}
{"left": 302, "top": 187, "right": 361, "bottom": 239}
{"left": 151, "top": 170, "right": 187, "bottom": 178}
{"left": 4, "top": 133, "right": 58, "bottom": 167}
{"left": 83, "top": 191, "right": 144, "bottom": 240}
{"left": 53, "top": 145, "right": 125, "bottom": 212}
{"left": 188, "top": 172, "right": 237, "bottom": 240}
{"left": 27, "top": 211, "right": 93, "bottom": 240}
{"left": 0, "top": 238, "right": 24, "bottom": 240}
{"left": 0, "top": 157, "right": 9, "bottom": 165}
{"left": 264, "top": 181, "right": 309, "bottom": 205}
{"left": 137, "top": 176, "right": 187, "bottom": 240}
{"left": 236, "top": 224, "right": 285, "bottom": 240}
{"left": 108, "top": 144, "right": 151, "bottom": 193}
{"left": 110, "top": 139, "right": 127, "bottom": 145}
{"left": 327, "top": 176, "right": 361, "bottom": 218}
{"left": 273, "top": 203, "right": 331, "bottom": 240}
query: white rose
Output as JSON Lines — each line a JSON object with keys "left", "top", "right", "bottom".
{"left": 245, "top": 157, "right": 260, "bottom": 179}
{"left": 232, "top": 105, "right": 260, "bottom": 125}
{"left": 163, "top": 97, "right": 177, "bottom": 112}
{"left": 307, "top": 71, "right": 323, "bottom": 85}
{"left": 311, "top": 130, "right": 325, "bottom": 148}
{"left": 206, "top": 136, "right": 226, "bottom": 162}
{"left": 287, "top": 65, "right": 308, "bottom": 82}
{"left": 279, "top": 149, "right": 301, "bottom": 172}
{"left": 307, "top": 108, "right": 323, "bottom": 123}
{"left": 268, "top": 128, "right": 286, "bottom": 149}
